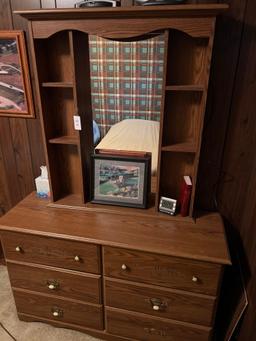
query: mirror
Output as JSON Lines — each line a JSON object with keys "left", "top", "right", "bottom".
{"left": 89, "top": 33, "right": 165, "bottom": 196}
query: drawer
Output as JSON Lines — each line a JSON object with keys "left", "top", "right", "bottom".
{"left": 106, "top": 307, "right": 211, "bottom": 341}
{"left": 105, "top": 278, "right": 216, "bottom": 326}
{"left": 104, "top": 247, "right": 221, "bottom": 295}
{"left": 14, "top": 290, "right": 103, "bottom": 330}
{"left": 1, "top": 231, "right": 100, "bottom": 274}
{"left": 8, "top": 262, "right": 101, "bottom": 304}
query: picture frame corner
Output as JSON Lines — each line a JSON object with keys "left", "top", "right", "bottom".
{"left": 0, "top": 29, "right": 34, "bottom": 119}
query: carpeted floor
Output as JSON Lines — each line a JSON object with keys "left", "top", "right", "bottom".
{"left": 0, "top": 265, "right": 102, "bottom": 341}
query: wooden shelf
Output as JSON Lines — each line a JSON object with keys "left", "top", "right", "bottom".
{"left": 162, "top": 142, "right": 197, "bottom": 153}
{"left": 48, "top": 136, "right": 79, "bottom": 145}
{"left": 165, "top": 85, "right": 205, "bottom": 92}
{"left": 41, "top": 82, "right": 73, "bottom": 88}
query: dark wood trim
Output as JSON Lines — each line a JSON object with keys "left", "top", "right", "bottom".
{"left": 15, "top": 4, "right": 229, "bottom": 21}
{"left": 71, "top": 31, "right": 93, "bottom": 203}
{"left": 189, "top": 18, "right": 216, "bottom": 216}
{"left": 31, "top": 17, "right": 216, "bottom": 39}
{"left": 155, "top": 29, "right": 169, "bottom": 211}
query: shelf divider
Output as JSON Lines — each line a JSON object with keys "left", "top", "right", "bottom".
{"left": 155, "top": 29, "right": 170, "bottom": 212}
{"left": 165, "top": 85, "right": 205, "bottom": 92}
{"left": 162, "top": 142, "right": 197, "bottom": 153}
{"left": 48, "top": 135, "right": 79, "bottom": 145}
{"left": 41, "top": 81, "right": 73, "bottom": 88}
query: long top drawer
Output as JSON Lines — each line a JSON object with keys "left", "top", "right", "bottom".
{"left": 1, "top": 231, "right": 100, "bottom": 274}
{"left": 104, "top": 247, "right": 222, "bottom": 295}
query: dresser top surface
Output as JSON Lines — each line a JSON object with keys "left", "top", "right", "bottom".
{"left": 0, "top": 193, "right": 230, "bottom": 265}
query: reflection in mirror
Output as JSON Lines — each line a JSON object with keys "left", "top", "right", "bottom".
{"left": 89, "top": 33, "right": 165, "bottom": 196}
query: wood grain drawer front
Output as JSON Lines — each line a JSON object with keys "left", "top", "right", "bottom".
{"left": 106, "top": 308, "right": 211, "bottom": 341}
{"left": 8, "top": 262, "right": 101, "bottom": 304}
{"left": 1, "top": 232, "right": 100, "bottom": 274}
{"left": 105, "top": 279, "right": 216, "bottom": 326}
{"left": 14, "top": 290, "right": 103, "bottom": 330}
{"left": 104, "top": 247, "right": 221, "bottom": 295}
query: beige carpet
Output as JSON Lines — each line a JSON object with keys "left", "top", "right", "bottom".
{"left": 0, "top": 265, "right": 102, "bottom": 341}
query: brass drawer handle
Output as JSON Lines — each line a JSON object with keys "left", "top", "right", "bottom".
{"left": 144, "top": 327, "right": 167, "bottom": 337}
{"left": 121, "top": 264, "right": 127, "bottom": 270}
{"left": 144, "top": 327, "right": 156, "bottom": 334}
{"left": 15, "top": 246, "right": 22, "bottom": 253}
{"left": 150, "top": 298, "right": 167, "bottom": 311}
{"left": 47, "top": 280, "right": 59, "bottom": 290}
{"left": 51, "top": 307, "right": 63, "bottom": 318}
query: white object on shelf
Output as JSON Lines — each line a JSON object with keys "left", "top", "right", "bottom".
{"left": 35, "top": 165, "right": 50, "bottom": 198}
{"left": 40, "top": 165, "right": 48, "bottom": 179}
{"left": 73, "top": 115, "right": 82, "bottom": 131}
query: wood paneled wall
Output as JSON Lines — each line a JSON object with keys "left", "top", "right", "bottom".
{"left": 0, "top": 0, "right": 256, "bottom": 339}
{"left": 216, "top": 1, "right": 256, "bottom": 339}
{"left": 0, "top": 0, "right": 45, "bottom": 217}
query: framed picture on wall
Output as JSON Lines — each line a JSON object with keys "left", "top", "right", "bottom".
{"left": 91, "top": 153, "right": 151, "bottom": 208}
{"left": 0, "top": 31, "right": 34, "bottom": 118}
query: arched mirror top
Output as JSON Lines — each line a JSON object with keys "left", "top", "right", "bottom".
{"left": 29, "top": 21, "right": 214, "bottom": 40}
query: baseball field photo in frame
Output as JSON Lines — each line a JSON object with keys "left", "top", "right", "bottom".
{"left": 0, "top": 31, "right": 34, "bottom": 118}
{"left": 91, "top": 153, "right": 151, "bottom": 208}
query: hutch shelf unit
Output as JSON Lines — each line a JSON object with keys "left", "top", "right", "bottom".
{"left": 17, "top": 4, "right": 228, "bottom": 220}
{"left": 0, "top": 4, "right": 230, "bottom": 341}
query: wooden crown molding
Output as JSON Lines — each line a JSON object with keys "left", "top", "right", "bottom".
{"left": 14, "top": 4, "right": 229, "bottom": 21}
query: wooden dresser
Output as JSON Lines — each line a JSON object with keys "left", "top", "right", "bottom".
{"left": 0, "top": 193, "right": 230, "bottom": 340}
{"left": 1, "top": 5, "right": 230, "bottom": 339}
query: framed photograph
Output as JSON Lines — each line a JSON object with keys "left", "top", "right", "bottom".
{"left": 91, "top": 153, "right": 151, "bottom": 208}
{"left": 0, "top": 31, "right": 34, "bottom": 118}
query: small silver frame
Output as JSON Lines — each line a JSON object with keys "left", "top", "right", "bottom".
{"left": 74, "top": 0, "right": 118, "bottom": 7}
{"left": 159, "top": 196, "right": 177, "bottom": 215}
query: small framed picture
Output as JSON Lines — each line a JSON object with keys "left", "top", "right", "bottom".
{"left": 0, "top": 31, "right": 34, "bottom": 118}
{"left": 91, "top": 153, "right": 151, "bottom": 208}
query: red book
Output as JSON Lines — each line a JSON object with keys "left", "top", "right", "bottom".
{"left": 179, "top": 176, "right": 192, "bottom": 217}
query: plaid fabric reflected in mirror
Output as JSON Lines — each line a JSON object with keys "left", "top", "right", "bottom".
{"left": 89, "top": 34, "right": 165, "bottom": 137}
